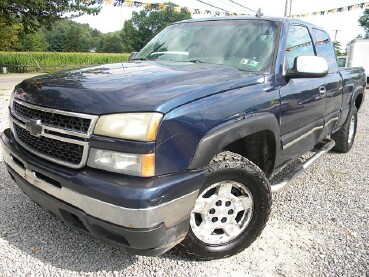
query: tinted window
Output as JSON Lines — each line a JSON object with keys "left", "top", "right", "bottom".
{"left": 285, "top": 25, "right": 315, "bottom": 68}
{"left": 337, "top": 57, "right": 346, "bottom": 67}
{"left": 313, "top": 28, "right": 338, "bottom": 73}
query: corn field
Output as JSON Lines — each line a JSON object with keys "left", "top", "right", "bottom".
{"left": 0, "top": 52, "right": 130, "bottom": 73}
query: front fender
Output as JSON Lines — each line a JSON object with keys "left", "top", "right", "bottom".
{"left": 189, "top": 113, "right": 280, "bottom": 169}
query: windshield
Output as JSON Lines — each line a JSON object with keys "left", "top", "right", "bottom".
{"left": 134, "top": 20, "right": 278, "bottom": 73}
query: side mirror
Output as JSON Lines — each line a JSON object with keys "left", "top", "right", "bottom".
{"left": 286, "top": 56, "right": 328, "bottom": 79}
{"left": 128, "top": 52, "right": 138, "bottom": 61}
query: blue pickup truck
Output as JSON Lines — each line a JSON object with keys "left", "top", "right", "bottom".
{"left": 1, "top": 16, "right": 366, "bottom": 260}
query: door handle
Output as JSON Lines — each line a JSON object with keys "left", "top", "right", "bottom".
{"left": 319, "top": 86, "right": 326, "bottom": 98}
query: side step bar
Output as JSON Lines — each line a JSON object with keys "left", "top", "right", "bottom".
{"left": 271, "top": 138, "right": 336, "bottom": 193}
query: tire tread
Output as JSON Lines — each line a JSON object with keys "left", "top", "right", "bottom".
{"left": 176, "top": 151, "right": 271, "bottom": 260}
{"left": 332, "top": 107, "right": 357, "bottom": 153}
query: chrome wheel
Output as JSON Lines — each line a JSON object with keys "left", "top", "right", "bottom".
{"left": 348, "top": 115, "right": 355, "bottom": 144}
{"left": 190, "top": 181, "right": 254, "bottom": 245}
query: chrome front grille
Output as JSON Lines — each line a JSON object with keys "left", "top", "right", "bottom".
{"left": 13, "top": 100, "right": 92, "bottom": 133}
{"left": 10, "top": 98, "right": 98, "bottom": 168}
{"left": 14, "top": 124, "right": 84, "bottom": 165}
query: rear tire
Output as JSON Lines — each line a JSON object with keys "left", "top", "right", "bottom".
{"left": 176, "top": 151, "right": 271, "bottom": 260}
{"left": 332, "top": 106, "right": 358, "bottom": 153}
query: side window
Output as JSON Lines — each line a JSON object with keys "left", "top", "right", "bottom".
{"left": 285, "top": 25, "right": 315, "bottom": 68}
{"left": 313, "top": 28, "right": 338, "bottom": 73}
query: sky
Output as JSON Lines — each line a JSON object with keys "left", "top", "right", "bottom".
{"left": 73, "top": 0, "right": 368, "bottom": 50}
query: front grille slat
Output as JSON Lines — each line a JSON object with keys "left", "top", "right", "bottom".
{"left": 15, "top": 124, "right": 84, "bottom": 165}
{"left": 13, "top": 101, "right": 91, "bottom": 133}
{"left": 11, "top": 99, "right": 97, "bottom": 168}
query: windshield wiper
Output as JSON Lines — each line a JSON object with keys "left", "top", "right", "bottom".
{"left": 184, "top": 59, "right": 205, "bottom": 63}
{"left": 131, "top": 57, "right": 148, "bottom": 61}
{"left": 173, "top": 59, "right": 205, "bottom": 64}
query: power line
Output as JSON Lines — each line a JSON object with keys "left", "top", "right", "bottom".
{"left": 228, "top": 0, "right": 256, "bottom": 13}
{"left": 217, "top": 0, "right": 246, "bottom": 12}
{"left": 195, "top": 0, "right": 229, "bottom": 12}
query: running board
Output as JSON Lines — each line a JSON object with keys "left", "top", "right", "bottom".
{"left": 271, "top": 138, "right": 336, "bottom": 193}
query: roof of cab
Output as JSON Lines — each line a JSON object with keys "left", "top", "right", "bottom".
{"left": 175, "top": 16, "right": 319, "bottom": 29}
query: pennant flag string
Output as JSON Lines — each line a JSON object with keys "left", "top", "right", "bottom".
{"left": 290, "top": 2, "right": 369, "bottom": 18}
{"left": 114, "top": 0, "right": 248, "bottom": 16}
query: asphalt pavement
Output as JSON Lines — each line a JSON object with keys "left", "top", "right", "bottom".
{"left": 0, "top": 73, "right": 43, "bottom": 92}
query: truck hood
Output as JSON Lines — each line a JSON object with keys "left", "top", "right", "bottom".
{"left": 15, "top": 62, "right": 265, "bottom": 115}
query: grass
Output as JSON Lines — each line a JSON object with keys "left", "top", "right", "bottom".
{"left": 0, "top": 52, "right": 130, "bottom": 73}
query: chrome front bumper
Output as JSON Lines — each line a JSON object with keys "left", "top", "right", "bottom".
{"left": 1, "top": 135, "right": 199, "bottom": 229}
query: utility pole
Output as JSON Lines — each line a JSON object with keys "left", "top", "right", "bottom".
{"left": 284, "top": 0, "right": 288, "bottom": 16}
{"left": 284, "top": 0, "right": 293, "bottom": 17}
{"left": 332, "top": 30, "right": 341, "bottom": 42}
{"left": 289, "top": 0, "right": 293, "bottom": 16}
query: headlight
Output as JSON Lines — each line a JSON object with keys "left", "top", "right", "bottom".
{"left": 9, "top": 89, "right": 16, "bottom": 109}
{"left": 8, "top": 90, "right": 16, "bottom": 130}
{"left": 94, "top": 113, "right": 163, "bottom": 141}
{"left": 87, "top": 148, "right": 155, "bottom": 177}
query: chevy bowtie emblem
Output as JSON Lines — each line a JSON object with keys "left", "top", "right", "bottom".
{"left": 25, "top": 119, "right": 43, "bottom": 137}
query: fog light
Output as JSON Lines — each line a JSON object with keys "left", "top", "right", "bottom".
{"left": 87, "top": 148, "right": 155, "bottom": 177}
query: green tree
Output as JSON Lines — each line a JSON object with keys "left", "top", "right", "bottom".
{"left": 97, "top": 32, "right": 123, "bottom": 53}
{"left": 358, "top": 8, "right": 369, "bottom": 38}
{"left": 121, "top": 20, "right": 137, "bottom": 52}
{"left": 43, "top": 20, "right": 98, "bottom": 52}
{"left": 0, "top": 18, "right": 20, "bottom": 51}
{"left": 121, "top": 5, "right": 192, "bottom": 52}
{"left": 89, "top": 28, "right": 104, "bottom": 50}
{"left": 333, "top": 41, "right": 346, "bottom": 57}
{"left": 0, "top": 0, "right": 124, "bottom": 51}
{"left": 0, "top": 0, "right": 124, "bottom": 33}
{"left": 16, "top": 32, "right": 49, "bottom": 52}
{"left": 44, "top": 20, "right": 69, "bottom": 52}
{"left": 63, "top": 24, "right": 91, "bottom": 52}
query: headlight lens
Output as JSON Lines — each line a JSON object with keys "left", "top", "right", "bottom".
{"left": 87, "top": 148, "right": 155, "bottom": 177}
{"left": 94, "top": 113, "right": 163, "bottom": 141}
{"left": 8, "top": 90, "right": 16, "bottom": 129}
{"left": 9, "top": 89, "right": 16, "bottom": 109}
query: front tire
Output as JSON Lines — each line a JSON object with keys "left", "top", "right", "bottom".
{"left": 176, "top": 151, "right": 271, "bottom": 260}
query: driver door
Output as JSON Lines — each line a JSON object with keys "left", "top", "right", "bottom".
{"left": 279, "top": 25, "right": 327, "bottom": 162}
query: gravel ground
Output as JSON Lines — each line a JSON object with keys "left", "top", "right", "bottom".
{"left": 0, "top": 89, "right": 368, "bottom": 276}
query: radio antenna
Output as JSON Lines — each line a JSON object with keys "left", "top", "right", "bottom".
{"left": 256, "top": 8, "right": 263, "bottom": 18}
{"left": 120, "top": 2, "right": 128, "bottom": 81}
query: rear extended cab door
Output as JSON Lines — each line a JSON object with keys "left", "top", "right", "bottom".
{"left": 311, "top": 28, "right": 343, "bottom": 140}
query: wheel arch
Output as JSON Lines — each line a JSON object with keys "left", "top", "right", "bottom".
{"left": 189, "top": 113, "right": 280, "bottom": 176}
{"left": 354, "top": 92, "right": 364, "bottom": 111}
{"left": 351, "top": 85, "right": 365, "bottom": 112}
